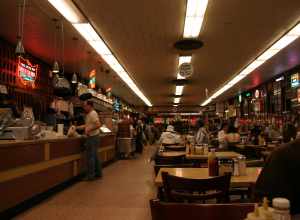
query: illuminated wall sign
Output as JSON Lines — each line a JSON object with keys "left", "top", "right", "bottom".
{"left": 17, "top": 57, "right": 38, "bottom": 88}
{"left": 291, "top": 73, "right": 299, "bottom": 88}
{"left": 89, "top": 69, "right": 96, "bottom": 89}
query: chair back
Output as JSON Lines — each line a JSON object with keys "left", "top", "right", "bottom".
{"left": 154, "top": 155, "right": 185, "bottom": 165}
{"left": 162, "top": 172, "right": 231, "bottom": 203}
{"left": 164, "top": 146, "right": 186, "bottom": 152}
{"left": 150, "top": 199, "right": 254, "bottom": 220}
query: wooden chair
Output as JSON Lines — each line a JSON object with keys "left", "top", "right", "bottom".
{"left": 161, "top": 172, "right": 231, "bottom": 203}
{"left": 150, "top": 199, "right": 254, "bottom": 220}
{"left": 154, "top": 154, "right": 186, "bottom": 165}
{"left": 164, "top": 146, "right": 186, "bottom": 152}
{"left": 154, "top": 163, "right": 194, "bottom": 176}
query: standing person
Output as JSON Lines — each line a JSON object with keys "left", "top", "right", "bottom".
{"left": 76, "top": 100, "right": 102, "bottom": 181}
{"left": 135, "top": 120, "right": 144, "bottom": 154}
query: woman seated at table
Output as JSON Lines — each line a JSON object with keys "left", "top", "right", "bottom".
{"left": 159, "top": 125, "right": 181, "bottom": 146}
{"left": 218, "top": 122, "right": 228, "bottom": 150}
{"left": 195, "top": 120, "right": 210, "bottom": 145}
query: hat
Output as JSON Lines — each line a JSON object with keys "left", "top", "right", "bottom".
{"left": 166, "top": 125, "right": 174, "bottom": 132}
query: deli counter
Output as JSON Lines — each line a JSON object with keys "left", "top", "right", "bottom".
{"left": 0, "top": 133, "right": 116, "bottom": 213}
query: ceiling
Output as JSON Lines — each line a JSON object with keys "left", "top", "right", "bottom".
{"left": 0, "top": 0, "right": 300, "bottom": 112}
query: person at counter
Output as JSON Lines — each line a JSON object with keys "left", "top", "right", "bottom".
{"left": 255, "top": 139, "right": 300, "bottom": 215}
{"left": 76, "top": 100, "right": 102, "bottom": 181}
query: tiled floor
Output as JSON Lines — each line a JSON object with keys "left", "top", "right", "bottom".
{"left": 15, "top": 145, "right": 157, "bottom": 220}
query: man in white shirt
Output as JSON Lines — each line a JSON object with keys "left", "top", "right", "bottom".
{"left": 159, "top": 125, "right": 181, "bottom": 145}
{"left": 77, "top": 100, "right": 102, "bottom": 181}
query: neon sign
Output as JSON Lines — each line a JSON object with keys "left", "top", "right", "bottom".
{"left": 17, "top": 57, "right": 38, "bottom": 88}
{"left": 89, "top": 69, "right": 96, "bottom": 89}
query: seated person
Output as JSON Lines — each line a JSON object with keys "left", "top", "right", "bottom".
{"left": 218, "top": 122, "right": 228, "bottom": 150}
{"left": 255, "top": 139, "right": 300, "bottom": 215}
{"left": 195, "top": 120, "right": 210, "bottom": 145}
{"left": 159, "top": 125, "right": 181, "bottom": 146}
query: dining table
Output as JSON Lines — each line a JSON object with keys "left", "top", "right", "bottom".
{"left": 186, "top": 151, "right": 243, "bottom": 160}
{"left": 155, "top": 167, "right": 262, "bottom": 188}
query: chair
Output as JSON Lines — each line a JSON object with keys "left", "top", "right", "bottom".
{"left": 154, "top": 154, "right": 186, "bottom": 165}
{"left": 150, "top": 199, "right": 254, "bottom": 220}
{"left": 154, "top": 163, "right": 195, "bottom": 176}
{"left": 161, "top": 172, "right": 231, "bottom": 203}
{"left": 164, "top": 146, "right": 186, "bottom": 152}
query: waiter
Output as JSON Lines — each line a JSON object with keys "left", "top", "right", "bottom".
{"left": 76, "top": 100, "right": 102, "bottom": 181}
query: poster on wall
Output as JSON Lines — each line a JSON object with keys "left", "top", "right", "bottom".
{"left": 17, "top": 57, "right": 38, "bottom": 88}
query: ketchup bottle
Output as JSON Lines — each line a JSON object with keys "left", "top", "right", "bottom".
{"left": 208, "top": 149, "right": 219, "bottom": 176}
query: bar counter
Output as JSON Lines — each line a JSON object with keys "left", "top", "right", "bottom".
{"left": 0, "top": 133, "right": 116, "bottom": 212}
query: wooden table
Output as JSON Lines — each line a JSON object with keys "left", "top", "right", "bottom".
{"left": 155, "top": 167, "right": 262, "bottom": 188}
{"left": 186, "top": 151, "right": 243, "bottom": 160}
{"left": 235, "top": 144, "right": 266, "bottom": 149}
{"left": 158, "top": 151, "right": 186, "bottom": 157}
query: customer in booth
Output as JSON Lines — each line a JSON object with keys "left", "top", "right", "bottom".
{"left": 76, "top": 100, "right": 102, "bottom": 181}
{"left": 195, "top": 119, "right": 210, "bottom": 145}
{"left": 159, "top": 125, "right": 181, "bottom": 146}
{"left": 255, "top": 139, "right": 300, "bottom": 215}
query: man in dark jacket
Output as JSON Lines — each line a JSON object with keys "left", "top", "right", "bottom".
{"left": 255, "top": 139, "right": 300, "bottom": 215}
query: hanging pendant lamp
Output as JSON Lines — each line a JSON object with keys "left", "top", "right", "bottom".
{"left": 71, "top": 73, "right": 78, "bottom": 84}
{"left": 15, "top": 38, "right": 25, "bottom": 55}
{"left": 52, "top": 60, "right": 59, "bottom": 73}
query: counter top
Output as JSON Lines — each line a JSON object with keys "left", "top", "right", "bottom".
{"left": 0, "top": 133, "right": 116, "bottom": 148}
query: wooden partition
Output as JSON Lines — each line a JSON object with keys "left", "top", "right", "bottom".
{"left": 0, "top": 134, "right": 116, "bottom": 213}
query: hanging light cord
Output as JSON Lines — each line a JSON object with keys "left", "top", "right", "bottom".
{"left": 21, "top": 0, "right": 26, "bottom": 41}
{"left": 61, "top": 20, "right": 64, "bottom": 76}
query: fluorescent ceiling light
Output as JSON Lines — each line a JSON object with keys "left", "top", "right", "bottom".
{"left": 174, "top": 97, "right": 181, "bottom": 104}
{"left": 49, "top": 1, "right": 152, "bottom": 106}
{"left": 48, "top": 0, "right": 84, "bottom": 23}
{"left": 183, "top": 0, "right": 209, "bottom": 38}
{"left": 201, "top": 22, "right": 300, "bottom": 106}
{"left": 175, "top": 85, "right": 184, "bottom": 96}
{"left": 275, "top": 76, "right": 284, "bottom": 82}
{"left": 173, "top": 104, "right": 178, "bottom": 107}
{"left": 177, "top": 56, "right": 192, "bottom": 79}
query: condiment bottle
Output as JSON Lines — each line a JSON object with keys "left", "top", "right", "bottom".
{"left": 208, "top": 149, "right": 219, "bottom": 176}
{"left": 259, "top": 197, "right": 274, "bottom": 219}
{"left": 233, "top": 158, "right": 240, "bottom": 176}
{"left": 272, "top": 198, "right": 291, "bottom": 220}
{"left": 246, "top": 204, "right": 264, "bottom": 220}
{"left": 238, "top": 155, "right": 247, "bottom": 176}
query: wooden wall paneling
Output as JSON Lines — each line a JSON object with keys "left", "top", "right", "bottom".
{"left": 0, "top": 162, "right": 74, "bottom": 212}
{"left": 0, "top": 143, "right": 45, "bottom": 172}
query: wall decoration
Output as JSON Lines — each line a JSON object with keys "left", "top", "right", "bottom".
{"left": 17, "top": 56, "right": 38, "bottom": 88}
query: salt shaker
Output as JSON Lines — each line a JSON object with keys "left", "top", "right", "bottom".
{"left": 238, "top": 156, "right": 247, "bottom": 176}
{"left": 233, "top": 158, "right": 240, "bottom": 176}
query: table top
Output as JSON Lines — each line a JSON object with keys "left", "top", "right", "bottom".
{"left": 155, "top": 167, "right": 262, "bottom": 188}
{"left": 158, "top": 151, "right": 186, "bottom": 157}
{"left": 186, "top": 151, "right": 243, "bottom": 160}
{"left": 235, "top": 144, "right": 266, "bottom": 149}
{"left": 164, "top": 145, "right": 186, "bottom": 149}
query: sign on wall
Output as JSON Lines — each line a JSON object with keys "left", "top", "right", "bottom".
{"left": 17, "top": 57, "right": 38, "bottom": 88}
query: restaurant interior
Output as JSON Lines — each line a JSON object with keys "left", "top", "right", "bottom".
{"left": 1, "top": 0, "right": 300, "bottom": 219}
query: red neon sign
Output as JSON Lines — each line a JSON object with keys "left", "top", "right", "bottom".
{"left": 17, "top": 57, "right": 38, "bottom": 88}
